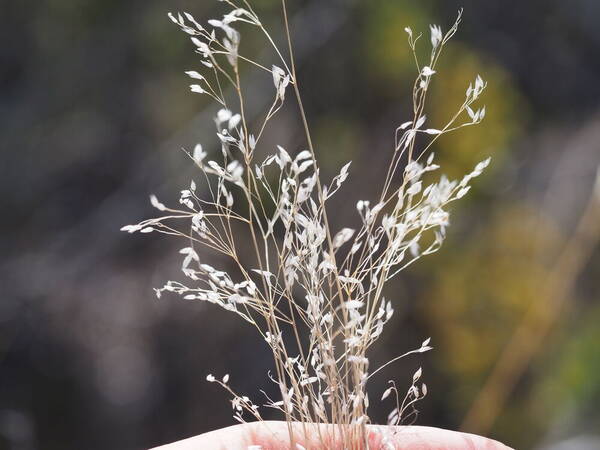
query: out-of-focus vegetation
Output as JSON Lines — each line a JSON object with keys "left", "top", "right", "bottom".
{"left": 1, "top": 0, "right": 599, "bottom": 449}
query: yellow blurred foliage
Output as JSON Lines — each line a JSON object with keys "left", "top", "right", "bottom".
{"left": 419, "top": 204, "right": 561, "bottom": 380}
{"left": 429, "top": 44, "right": 527, "bottom": 179}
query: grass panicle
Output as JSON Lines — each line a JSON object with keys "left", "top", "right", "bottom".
{"left": 123, "top": 2, "right": 488, "bottom": 448}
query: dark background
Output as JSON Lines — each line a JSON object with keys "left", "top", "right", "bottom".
{"left": 1, "top": 0, "right": 600, "bottom": 449}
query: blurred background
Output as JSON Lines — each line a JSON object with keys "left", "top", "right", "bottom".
{"left": 1, "top": 0, "right": 600, "bottom": 449}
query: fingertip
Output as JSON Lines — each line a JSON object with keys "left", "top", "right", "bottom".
{"left": 378, "top": 425, "right": 513, "bottom": 450}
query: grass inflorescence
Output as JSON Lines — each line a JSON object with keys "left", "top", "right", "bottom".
{"left": 123, "top": 2, "right": 488, "bottom": 448}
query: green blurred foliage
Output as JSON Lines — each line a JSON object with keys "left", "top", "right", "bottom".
{"left": 533, "top": 302, "right": 600, "bottom": 425}
{"left": 364, "top": 1, "right": 526, "bottom": 177}
{"left": 361, "top": 0, "right": 436, "bottom": 90}
{"left": 429, "top": 43, "right": 526, "bottom": 178}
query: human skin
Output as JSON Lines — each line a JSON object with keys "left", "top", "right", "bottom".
{"left": 152, "top": 421, "right": 513, "bottom": 450}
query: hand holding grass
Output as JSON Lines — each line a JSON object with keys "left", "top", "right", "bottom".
{"left": 154, "top": 422, "right": 512, "bottom": 449}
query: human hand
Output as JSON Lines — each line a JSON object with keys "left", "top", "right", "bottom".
{"left": 152, "top": 421, "right": 512, "bottom": 449}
